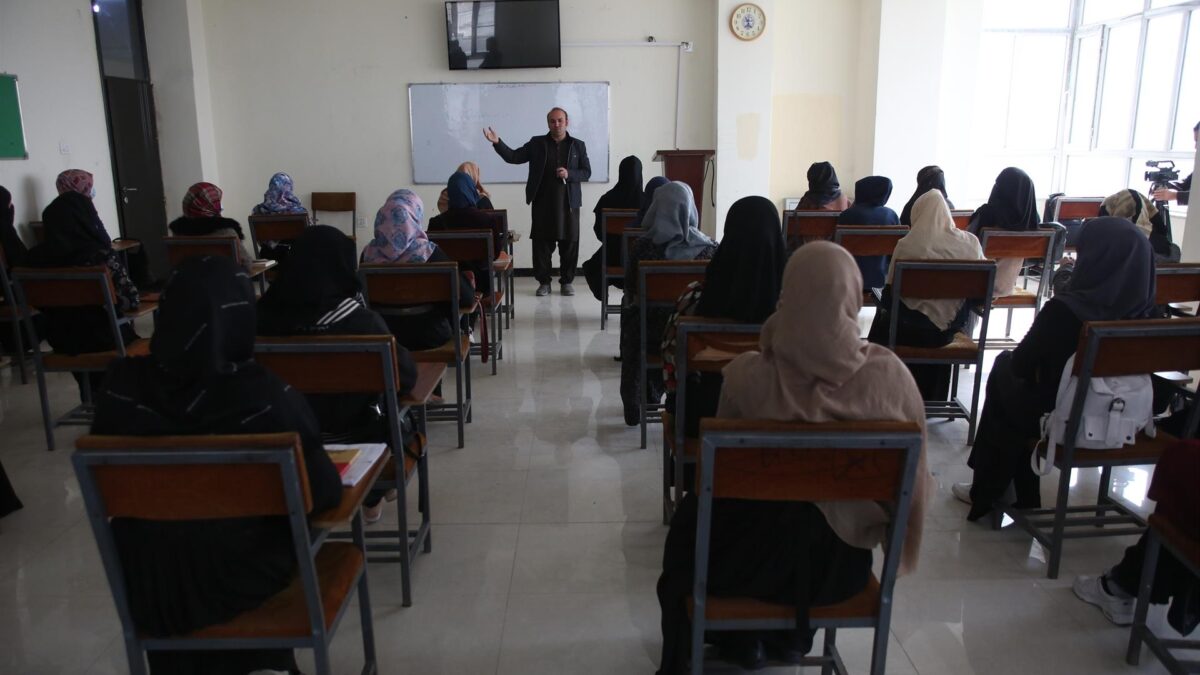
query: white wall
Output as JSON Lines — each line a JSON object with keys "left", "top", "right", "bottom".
{"left": 192, "top": 0, "right": 716, "bottom": 267}
{"left": 0, "top": 0, "right": 120, "bottom": 242}
{"left": 143, "top": 0, "right": 220, "bottom": 222}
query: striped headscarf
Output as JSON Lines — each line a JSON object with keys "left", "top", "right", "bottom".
{"left": 361, "top": 189, "right": 437, "bottom": 264}
{"left": 251, "top": 172, "right": 306, "bottom": 215}
{"left": 56, "top": 169, "right": 94, "bottom": 197}
{"left": 182, "top": 182, "right": 223, "bottom": 218}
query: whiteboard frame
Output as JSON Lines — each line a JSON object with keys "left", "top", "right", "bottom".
{"left": 0, "top": 73, "right": 29, "bottom": 160}
{"left": 407, "top": 81, "right": 611, "bottom": 185}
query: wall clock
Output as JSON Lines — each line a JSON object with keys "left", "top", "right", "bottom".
{"left": 730, "top": 3, "right": 766, "bottom": 41}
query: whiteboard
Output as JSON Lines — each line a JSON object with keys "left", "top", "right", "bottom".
{"left": 409, "top": 82, "right": 610, "bottom": 185}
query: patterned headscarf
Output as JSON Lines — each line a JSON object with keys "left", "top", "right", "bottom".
{"left": 252, "top": 172, "right": 306, "bottom": 215}
{"left": 56, "top": 169, "right": 94, "bottom": 197}
{"left": 361, "top": 189, "right": 437, "bottom": 264}
{"left": 182, "top": 182, "right": 223, "bottom": 218}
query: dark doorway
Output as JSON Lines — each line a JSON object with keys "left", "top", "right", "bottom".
{"left": 92, "top": 0, "right": 169, "bottom": 282}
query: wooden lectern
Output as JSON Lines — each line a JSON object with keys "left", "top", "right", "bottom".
{"left": 654, "top": 150, "right": 715, "bottom": 220}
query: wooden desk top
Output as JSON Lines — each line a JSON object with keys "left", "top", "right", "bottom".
{"left": 249, "top": 260, "right": 278, "bottom": 277}
{"left": 310, "top": 448, "right": 387, "bottom": 529}
{"left": 402, "top": 362, "right": 446, "bottom": 406}
{"left": 112, "top": 240, "right": 141, "bottom": 253}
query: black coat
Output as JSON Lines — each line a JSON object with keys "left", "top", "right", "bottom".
{"left": 492, "top": 133, "right": 591, "bottom": 209}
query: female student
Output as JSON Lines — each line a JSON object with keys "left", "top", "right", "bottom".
{"left": 436, "top": 161, "right": 494, "bottom": 213}
{"left": 168, "top": 182, "right": 253, "bottom": 263}
{"left": 954, "top": 217, "right": 1156, "bottom": 520}
{"left": 582, "top": 155, "right": 644, "bottom": 300}
{"left": 620, "top": 181, "right": 716, "bottom": 427}
{"left": 361, "top": 189, "right": 475, "bottom": 351}
{"left": 867, "top": 190, "right": 984, "bottom": 401}
{"left": 836, "top": 175, "right": 900, "bottom": 290}
{"left": 251, "top": 171, "right": 310, "bottom": 260}
{"left": 900, "top": 165, "right": 954, "bottom": 226}
{"left": 797, "top": 161, "right": 852, "bottom": 211}
{"left": 656, "top": 241, "right": 930, "bottom": 673}
{"left": 427, "top": 171, "right": 504, "bottom": 294}
{"left": 968, "top": 167, "right": 1040, "bottom": 299}
{"left": 93, "top": 255, "right": 343, "bottom": 675}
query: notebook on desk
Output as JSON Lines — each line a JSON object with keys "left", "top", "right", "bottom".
{"left": 325, "top": 443, "right": 387, "bottom": 486}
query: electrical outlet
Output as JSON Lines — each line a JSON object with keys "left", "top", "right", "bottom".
{"left": 357, "top": 216, "right": 366, "bottom": 228}
{"left": 682, "top": 41, "right": 693, "bottom": 53}
{"left": 58, "top": 143, "right": 70, "bottom": 155}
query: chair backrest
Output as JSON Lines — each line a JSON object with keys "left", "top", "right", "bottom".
{"left": 248, "top": 213, "right": 309, "bottom": 256}
{"left": 891, "top": 259, "right": 996, "bottom": 301}
{"left": 640, "top": 260, "right": 710, "bottom": 305}
{"left": 950, "top": 210, "right": 973, "bottom": 230}
{"left": 979, "top": 227, "right": 1057, "bottom": 261}
{"left": 255, "top": 335, "right": 406, "bottom": 448}
{"left": 10, "top": 266, "right": 125, "bottom": 357}
{"left": 692, "top": 418, "right": 923, "bottom": 625}
{"left": 163, "top": 235, "right": 242, "bottom": 268}
{"left": 833, "top": 226, "right": 908, "bottom": 256}
{"left": 311, "top": 192, "right": 356, "bottom": 213}
{"left": 427, "top": 230, "right": 494, "bottom": 268}
{"left": 621, "top": 228, "right": 647, "bottom": 273}
{"left": 479, "top": 209, "right": 510, "bottom": 240}
{"left": 29, "top": 221, "right": 45, "bottom": 244}
{"left": 1068, "top": 318, "right": 1200, "bottom": 442}
{"left": 674, "top": 318, "right": 762, "bottom": 451}
{"left": 1052, "top": 197, "right": 1103, "bottom": 221}
{"left": 783, "top": 210, "right": 839, "bottom": 242}
{"left": 359, "top": 261, "right": 460, "bottom": 307}
{"left": 1155, "top": 263, "right": 1200, "bottom": 306}
{"left": 601, "top": 208, "right": 640, "bottom": 236}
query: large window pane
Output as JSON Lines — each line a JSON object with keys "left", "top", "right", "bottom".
{"left": 968, "top": 155, "right": 1056, "bottom": 206}
{"left": 1070, "top": 35, "right": 1102, "bottom": 148}
{"left": 1097, "top": 21, "right": 1142, "bottom": 149}
{"left": 1134, "top": 13, "right": 1183, "bottom": 149}
{"left": 1151, "top": 0, "right": 1194, "bottom": 8}
{"left": 1007, "top": 35, "right": 1069, "bottom": 149}
{"left": 983, "top": 0, "right": 1072, "bottom": 30}
{"left": 1173, "top": 11, "right": 1199, "bottom": 150}
{"left": 1083, "top": 0, "right": 1145, "bottom": 26}
{"left": 1065, "top": 155, "right": 1127, "bottom": 194}
{"left": 974, "top": 33, "right": 1015, "bottom": 151}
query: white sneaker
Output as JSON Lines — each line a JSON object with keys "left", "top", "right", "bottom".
{"left": 1073, "top": 574, "right": 1135, "bottom": 625}
{"left": 951, "top": 482, "right": 972, "bottom": 505}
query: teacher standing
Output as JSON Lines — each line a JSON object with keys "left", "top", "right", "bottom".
{"left": 484, "top": 107, "right": 592, "bottom": 297}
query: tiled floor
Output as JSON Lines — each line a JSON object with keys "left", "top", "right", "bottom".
{"left": 0, "top": 278, "right": 1185, "bottom": 674}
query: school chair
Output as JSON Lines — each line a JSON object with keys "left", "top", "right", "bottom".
{"left": 480, "top": 209, "right": 515, "bottom": 327}
{"left": 11, "top": 265, "right": 157, "bottom": 451}
{"left": 163, "top": 235, "right": 274, "bottom": 294}
{"left": 359, "top": 262, "right": 472, "bottom": 448}
{"left": 1126, "top": 511, "right": 1200, "bottom": 672}
{"left": 782, "top": 210, "right": 840, "bottom": 250}
{"left": 950, "top": 210, "right": 974, "bottom": 230}
{"left": 662, "top": 317, "right": 761, "bottom": 523}
{"left": 884, "top": 259, "right": 996, "bottom": 443}
{"left": 833, "top": 226, "right": 909, "bottom": 305}
{"left": 638, "top": 259, "right": 710, "bottom": 449}
{"left": 688, "top": 418, "right": 923, "bottom": 675}
{"left": 1050, "top": 196, "right": 1104, "bottom": 222}
{"left": 311, "top": 192, "right": 357, "bottom": 245}
{"left": 248, "top": 213, "right": 309, "bottom": 258}
{"left": 998, "top": 317, "right": 1200, "bottom": 579}
{"left": 72, "top": 432, "right": 381, "bottom": 675}
{"left": 428, "top": 230, "right": 503, "bottom": 375}
{"left": 1155, "top": 263, "right": 1200, "bottom": 317}
{"left": 978, "top": 227, "right": 1057, "bottom": 349}
{"left": 598, "top": 208, "right": 640, "bottom": 330}
{"left": 255, "top": 334, "right": 436, "bottom": 606}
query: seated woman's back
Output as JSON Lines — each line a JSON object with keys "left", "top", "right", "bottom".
{"left": 91, "top": 255, "right": 341, "bottom": 675}
{"left": 258, "top": 225, "right": 417, "bottom": 440}
{"left": 428, "top": 171, "right": 502, "bottom": 294}
{"left": 968, "top": 166, "right": 1040, "bottom": 298}
{"left": 168, "top": 182, "right": 254, "bottom": 263}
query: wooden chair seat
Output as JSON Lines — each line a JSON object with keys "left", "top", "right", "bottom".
{"left": 1044, "top": 430, "right": 1176, "bottom": 468}
{"left": 410, "top": 335, "right": 470, "bottom": 364}
{"left": 125, "top": 301, "right": 159, "bottom": 318}
{"left": 688, "top": 575, "right": 881, "bottom": 623}
{"left": 892, "top": 331, "right": 977, "bottom": 360}
{"left": 606, "top": 266, "right": 624, "bottom": 276}
{"left": 43, "top": 338, "right": 151, "bottom": 370}
{"left": 493, "top": 251, "right": 512, "bottom": 271}
{"left": 992, "top": 287, "right": 1038, "bottom": 308}
{"left": 188, "top": 542, "right": 363, "bottom": 639}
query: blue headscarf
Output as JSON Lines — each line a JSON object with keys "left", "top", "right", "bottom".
{"left": 446, "top": 171, "right": 480, "bottom": 209}
{"left": 252, "top": 172, "right": 307, "bottom": 215}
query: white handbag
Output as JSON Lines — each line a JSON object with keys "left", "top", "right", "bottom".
{"left": 1032, "top": 355, "right": 1155, "bottom": 476}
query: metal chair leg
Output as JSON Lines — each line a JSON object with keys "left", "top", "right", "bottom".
{"left": 1047, "top": 468, "right": 1073, "bottom": 579}
{"left": 1125, "top": 530, "right": 1160, "bottom": 665}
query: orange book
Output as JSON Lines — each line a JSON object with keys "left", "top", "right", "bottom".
{"left": 326, "top": 448, "right": 361, "bottom": 478}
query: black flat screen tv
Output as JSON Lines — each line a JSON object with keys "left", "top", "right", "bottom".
{"left": 445, "top": 1, "right": 561, "bottom": 70}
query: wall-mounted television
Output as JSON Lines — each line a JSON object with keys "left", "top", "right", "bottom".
{"left": 445, "top": 1, "right": 561, "bottom": 70}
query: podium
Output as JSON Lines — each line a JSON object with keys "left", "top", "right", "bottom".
{"left": 654, "top": 149, "right": 715, "bottom": 220}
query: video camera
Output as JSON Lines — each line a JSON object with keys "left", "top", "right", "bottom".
{"left": 1145, "top": 160, "right": 1180, "bottom": 188}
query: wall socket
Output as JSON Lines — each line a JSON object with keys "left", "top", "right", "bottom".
{"left": 356, "top": 216, "right": 366, "bottom": 228}
{"left": 58, "top": 143, "right": 70, "bottom": 155}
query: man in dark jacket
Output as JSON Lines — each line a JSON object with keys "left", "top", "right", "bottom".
{"left": 484, "top": 107, "right": 592, "bottom": 296}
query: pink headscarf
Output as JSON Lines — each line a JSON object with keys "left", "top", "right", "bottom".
{"left": 361, "top": 189, "right": 437, "bottom": 264}
{"left": 56, "top": 169, "right": 94, "bottom": 197}
{"left": 182, "top": 182, "right": 223, "bottom": 218}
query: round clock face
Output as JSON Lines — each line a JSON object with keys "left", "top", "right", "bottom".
{"left": 730, "top": 3, "right": 766, "bottom": 41}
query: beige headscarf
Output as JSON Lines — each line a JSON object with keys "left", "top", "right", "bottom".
{"left": 437, "top": 161, "right": 491, "bottom": 213}
{"left": 718, "top": 241, "right": 931, "bottom": 575}
{"left": 888, "top": 190, "right": 985, "bottom": 330}
{"left": 1102, "top": 189, "right": 1158, "bottom": 238}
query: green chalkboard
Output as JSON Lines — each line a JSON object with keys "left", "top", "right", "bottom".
{"left": 0, "top": 74, "right": 28, "bottom": 159}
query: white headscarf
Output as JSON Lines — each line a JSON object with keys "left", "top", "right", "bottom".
{"left": 641, "top": 181, "right": 713, "bottom": 260}
{"left": 889, "top": 190, "right": 985, "bottom": 330}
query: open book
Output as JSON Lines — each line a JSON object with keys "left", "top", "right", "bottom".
{"left": 325, "top": 444, "right": 387, "bottom": 487}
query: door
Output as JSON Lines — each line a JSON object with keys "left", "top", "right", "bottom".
{"left": 93, "top": 0, "right": 169, "bottom": 282}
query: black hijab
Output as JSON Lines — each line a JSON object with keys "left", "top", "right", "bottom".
{"left": 632, "top": 176, "right": 670, "bottom": 228}
{"left": 0, "top": 185, "right": 27, "bottom": 267}
{"left": 799, "top": 162, "right": 843, "bottom": 207}
{"left": 1056, "top": 217, "right": 1156, "bottom": 322}
{"left": 695, "top": 196, "right": 785, "bottom": 323}
{"left": 900, "top": 165, "right": 951, "bottom": 225}
{"left": 592, "top": 156, "right": 644, "bottom": 238}
{"left": 837, "top": 176, "right": 898, "bottom": 225}
{"left": 33, "top": 191, "right": 112, "bottom": 266}
{"left": 257, "top": 225, "right": 360, "bottom": 334}
{"left": 971, "top": 167, "right": 1039, "bottom": 232}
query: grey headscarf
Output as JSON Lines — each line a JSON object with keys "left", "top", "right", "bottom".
{"left": 640, "top": 181, "right": 713, "bottom": 260}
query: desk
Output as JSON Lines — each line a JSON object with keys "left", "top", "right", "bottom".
{"left": 111, "top": 239, "right": 141, "bottom": 271}
{"left": 401, "top": 362, "right": 447, "bottom": 440}
{"left": 311, "top": 448, "right": 388, "bottom": 531}
{"left": 249, "top": 259, "right": 278, "bottom": 294}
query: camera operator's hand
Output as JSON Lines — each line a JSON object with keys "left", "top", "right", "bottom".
{"left": 1152, "top": 187, "right": 1180, "bottom": 202}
